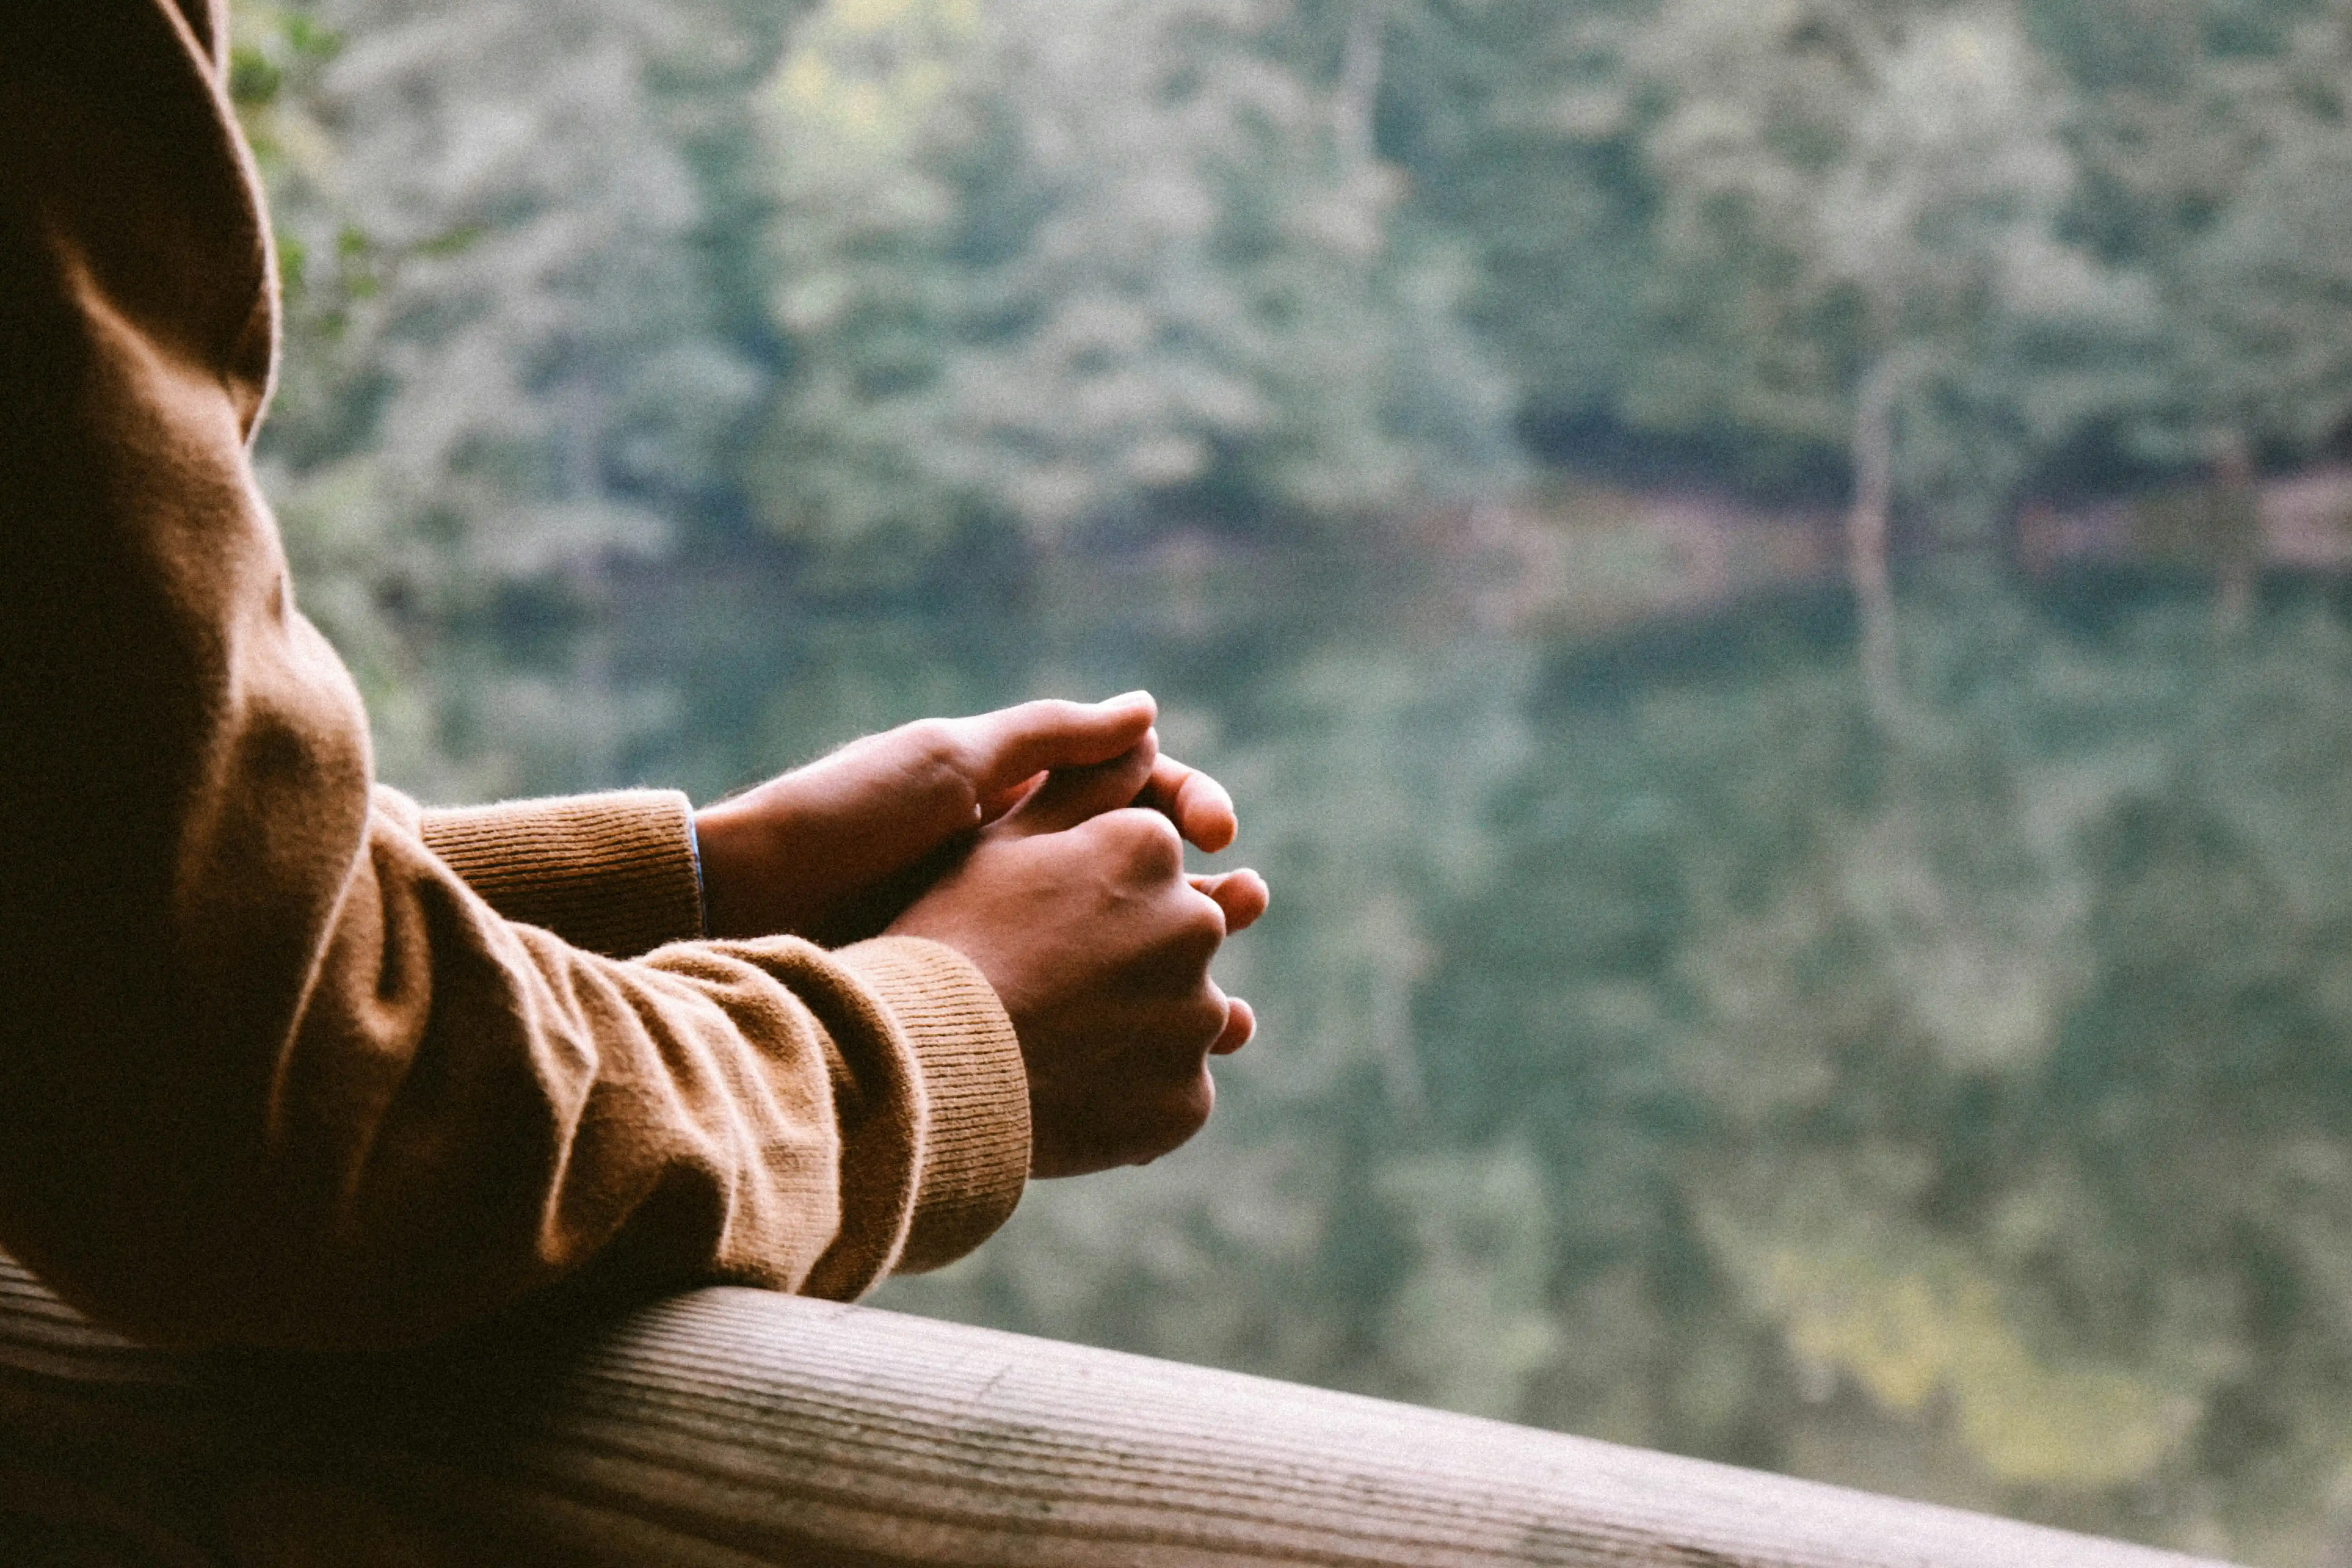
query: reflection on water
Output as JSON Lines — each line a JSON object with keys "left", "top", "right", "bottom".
{"left": 590, "top": 545, "right": 2352, "bottom": 1565}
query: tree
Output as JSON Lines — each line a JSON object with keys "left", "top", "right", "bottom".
{"left": 748, "top": 0, "right": 1514, "bottom": 575}
{"left": 232, "top": 0, "right": 771, "bottom": 795}
{"left": 1367, "top": 0, "right": 1662, "bottom": 452}
{"left": 1622, "top": 2, "right": 2146, "bottom": 724}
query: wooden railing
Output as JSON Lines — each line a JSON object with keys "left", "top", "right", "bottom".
{"left": 0, "top": 1252, "right": 2234, "bottom": 1567}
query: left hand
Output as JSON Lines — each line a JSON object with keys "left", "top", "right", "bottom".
{"left": 886, "top": 738, "right": 1269, "bottom": 1174}
{"left": 693, "top": 692, "right": 1241, "bottom": 945}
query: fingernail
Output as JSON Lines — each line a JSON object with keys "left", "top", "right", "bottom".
{"left": 1103, "top": 690, "right": 1152, "bottom": 708}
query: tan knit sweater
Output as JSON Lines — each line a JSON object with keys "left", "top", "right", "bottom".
{"left": 0, "top": 0, "right": 1030, "bottom": 1350}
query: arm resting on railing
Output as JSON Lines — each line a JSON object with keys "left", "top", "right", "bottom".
{"left": 0, "top": 1252, "right": 2236, "bottom": 1568}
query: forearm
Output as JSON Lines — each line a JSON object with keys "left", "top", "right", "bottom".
{"left": 0, "top": 0, "right": 1027, "bottom": 1350}
{"left": 415, "top": 789, "right": 708, "bottom": 957}
{"left": 191, "top": 802, "right": 1026, "bottom": 1345}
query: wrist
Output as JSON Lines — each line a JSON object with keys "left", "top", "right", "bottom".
{"left": 692, "top": 798, "right": 781, "bottom": 940}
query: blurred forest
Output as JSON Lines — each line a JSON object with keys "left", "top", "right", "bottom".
{"left": 227, "top": 0, "right": 2352, "bottom": 1561}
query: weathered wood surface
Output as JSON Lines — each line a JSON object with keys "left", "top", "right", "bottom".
{"left": 0, "top": 1252, "right": 2234, "bottom": 1568}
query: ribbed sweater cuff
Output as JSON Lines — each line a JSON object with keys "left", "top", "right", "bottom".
{"left": 418, "top": 789, "right": 705, "bottom": 960}
{"left": 834, "top": 936, "right": 1030, "bottom": 1273}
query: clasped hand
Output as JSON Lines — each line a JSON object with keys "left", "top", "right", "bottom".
{"left": 693, "top": 694, "right": 1267, "bottom": 1177}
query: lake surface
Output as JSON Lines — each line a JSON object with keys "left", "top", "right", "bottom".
{"left": 522, "top": 541, "right": 2352, "bottom": 1565}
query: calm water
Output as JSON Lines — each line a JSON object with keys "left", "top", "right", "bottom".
{"left": 550, "top": 543, "right": 2352, "bottom": 1564}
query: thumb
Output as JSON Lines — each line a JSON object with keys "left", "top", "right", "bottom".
{"left": 995, "top": 732, "right": 1160, "bottom": 837}
{"left": 961, "top": 693, "right": 1158, "bottom": 801}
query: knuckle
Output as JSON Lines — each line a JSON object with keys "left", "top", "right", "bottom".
{"left": 902, "top": 717, "right": 977, "bottom": 790}
{"left": 1113, "top": 808, "right": 1185, "bottom": 870}
{"left": 1131, "top": 1078, "right": 1215, "bottom": 1168}
{"left": 1166, "top": 1072, "right": 1216, "bottom": 1141}
{"left": 903, "top": 716, "right": 962, "bottom": 760}
{"left": 1151, "top": 993, "right": 1227, "bottom": 1059}
{"left": 1162, "top": 917, "right": 1223, "bottom": 972}
{"left": 1181, "top": 897, "right": 1227, "bottom": 949}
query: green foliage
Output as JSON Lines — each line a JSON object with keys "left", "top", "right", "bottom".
{"left": 234, "top": 0, "right": 786, "bottom": 794}
{"left": 746, "top": 0, "right": 1515, "bottom": 572}
{"left": 1372, "top": 0, "right": 1660, "bottom": 434}
{"left": 246, "top": 0, "right": 2352, "bottom": 596}
{"left": 2035, "top": 0, "right": 2352, "bottom": 469}
{"left": 222, "top": 1, "right": 2352, "bottom": 1559}
{"left": 874, "top": 579, "right": 2352, "bottom": 1563}
{"left": 1546, "top": 2, "right": 2149, "bottom": 530}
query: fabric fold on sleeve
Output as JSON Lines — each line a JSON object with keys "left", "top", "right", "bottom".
{"left": 834, "top": 936, "right": 1031, "bottom": 1275}
{"left": 418, "top": 790, "right": 705, "bottom": 958}
{"left": 0, "top": 0, "right": 1029, "bottom": 1352}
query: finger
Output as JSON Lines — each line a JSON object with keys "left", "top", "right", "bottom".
{"left": 996, "top": 733, "right": 1161, "bottom": 837}
{"left": 1129, "top": 1069, "right": 1218, "bottom": 1167}
{"left": 958, "top": 693, "right": 1157, "bottom": 798}
{"left": 1188, "top": 869, "right": 1269, "bottom": 934}
{"left": 976, "top": 771, "right": 1045, "bottom": 824}
{"left": 1136, "top": 753, "right": 1238, "bottom": 852}
{"left": 1210, "top": 995, "right": 1255, "bottom": 1055}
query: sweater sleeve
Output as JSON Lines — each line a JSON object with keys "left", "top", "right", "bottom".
{"left": 415, "top": 791, "right": 709, "bottom": 958}
{"left": 0, "top": 0, "right": 1029, "bottom": 1350}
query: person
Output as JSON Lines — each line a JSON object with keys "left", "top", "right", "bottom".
{"left": 0, "top": 0, "right": 1268, "bottom": 1351}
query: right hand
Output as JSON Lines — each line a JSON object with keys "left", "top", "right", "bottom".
{"left": 886, "top": 734, "right": 1269, "bottom": 1177}
{"left": 695, "top": 692, "right": 1244, "bottom": 946}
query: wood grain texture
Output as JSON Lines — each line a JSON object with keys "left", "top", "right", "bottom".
{"left": 0, "top": 1253, "right": 2236, "bottom": 1568}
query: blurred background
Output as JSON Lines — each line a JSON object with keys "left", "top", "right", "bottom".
{"left": 228, "top": 0, "right": 2352, "bottom": 1559}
